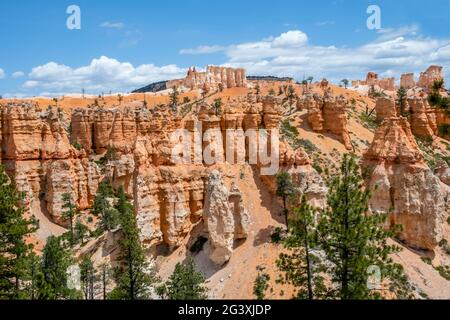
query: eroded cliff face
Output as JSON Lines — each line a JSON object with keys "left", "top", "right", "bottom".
{"left": 375, "top": 97, "right": 397, "bottom": 123}
{"left": 1, "top": 93, "right": 327, "bottom": 265}
{"left": 363, "top": 117, "right": 446, "bottom": 251}
{"left": 0, "top": 103, "right": 101, "bottom": 226}
{"left": 303, "top": 92, "right": 353, "bottom": 150}
{"left": 352, "top": 72, "right": 395, "bottom": 91}
{"left": 375, "top": 96, "right": 439, "bottom": 139}
{"left": 203, "top": 171, "right": 250, "bottom": 266}
{"left": 167, "top": 65, "right": 247, "bottom": 91}
{"left": 418, "top": 66, "right": 444, "bottom": 91}
{"left": 407, "top": 97, "right": 438, "bottom": 139}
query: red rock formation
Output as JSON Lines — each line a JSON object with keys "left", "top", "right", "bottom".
{"left": 400, "top": 73, "right": 415, "bottom": 89}
{"left": 304, "top": 92, "right": 352, "bottom": 150}
{"left": 305, "top": 94, "right": 324, "bottom": 132}
{"left": 363, "top": 117, "right": 446, "bottom": 251}
{"left": 418, "top": 65, "right": 444, "bottom": 91}
{"left": 323, "top": 93, "right": 352, "bottom": 150}
{"left": 435, "top": 108, "right": 450, "bottom": 140}
{"left": 407, "top": 97, "right": 437, "bottom": 138}
{"left": 352, "top": 72, "right": 395, "bottom": 91}
{"left": 375, "top": 97, "right": 398, "bottom": 123}
{"left": 0, "top": 102, "right": 100, "bottom": 226}
{"left": 167, "top": 65, "right": 247, "bottom": 91}
{"left": 1, "top": 93, "right": 328, "bottom": 261}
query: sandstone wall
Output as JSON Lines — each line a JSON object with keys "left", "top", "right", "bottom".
{"left": 302, "top": 92, "right": 353, "bottom": 150}
{"left": 400, "top": 73, "right": 415, "bottom": 89}
{"left": 353, "top": 72, "right": 395, "bottom": 91}
{"left": 0, "top": 103, "right": 101, "bottom": 226}
{"left": 167, "top": 65, "right": 247, "bottom": 91}
{"left": 1, "top": 94, "right": 326, "bottom": 265}
{"left": 418, "top": 66, "right": 444, "bottom": 90}
{"left": 363, "top": 117, "right": 446, "bottom": 251}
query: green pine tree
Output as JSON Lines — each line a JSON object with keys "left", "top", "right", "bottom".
{"left": 74, "top": 220, "right": 89, "bottom": 246}
{"left": 109, "top": 187, "right": 158, "bottom": 300}
{"left": 276, "top": 171, "right": 296, "bottom": 228}
{"left": 0, "top": 165, "right": 38, "bottom": 299}
{"left": 341, "top": 79, "right": 349, "bottom": 89}
{"left": 157, "top": 258, "right": 208, "bottom": 300}
{"left": 213, "top": 98, "right": 223, "bottom": 116}
{"left": 170, "top": 86, "right": 180, "bottom": 112}
{"left": 287, "top": 85, "right": 296, "bottom": 105}
{"left": 255, "top": 84, "right": 261, "bottom": 95}
{"left": 277, "top": 196, "right": 327, "bottom": 300}
{"left": 317, "top": 154, "right": 412, "bottom": 300}
{"left": 61, "top": 193, "right": 77, "bottom": 246}
{"left": 80, "top": 255, "right": 96, "bottom": 300}
{"left": 92, "top": 181, "right": 119, "bottom": 232}
{"left": 38, "top": 236, "right": 77, "bottom": 299}
{"left": 253, "top": 270, "right": 270, "bottom": 300}
{"left": 396, "top": 87, "right": 408, "bottom": 117}
{"left": 99, "top": 262, "right": 112, "bottom": 300}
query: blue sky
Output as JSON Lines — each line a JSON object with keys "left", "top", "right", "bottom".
{"left": 1, "top": 0, "right": 450, "bottom": 97}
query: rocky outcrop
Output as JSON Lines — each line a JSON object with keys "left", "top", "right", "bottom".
{"left": 203, "top": 170, "right": 250, "bottom": 266}
{"left": 418, "top": 66, "right": 444, "bottom": 91}
{"left": 407, "top": 97, "right": 437, "bottom": 138}
{"left": 2, "top": 92, "right": 325, "bottom": 264}
{"left": 375, "top": 97, "right": 398, "bottom": 123}
{"left": 363, "top": 117, "right": 446, "bottom": 251}
{"left": 436, "top": 108, "right": 450, "bottom": 140}
{"left": 400, "top": 73, "right": 415, "bottom": 89}
{"left": 375, "top": 96, "right": 440, "bottom": 139}
{"left": 352, "top": 72, "right": 395, "bottom": 91}
{"left": 167, "top": 65, "right": 247, "bottom": 91}
{"left": 261, "top": 140, "right": 327, "bottom": 209}
{"left": 305, "top": 94, "right": 324, "bottom": 132}
{"left": 435, "top": 160, "right": 450, "bottom": 186}
{"left": 304, "top": 92, "right": 352, "bottom": 150}
{"left": 0, "top": 103, "right": 101, "bottom": 226}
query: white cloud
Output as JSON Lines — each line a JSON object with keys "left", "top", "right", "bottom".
{"left": 13, "top": 26, "right": 450, "bottom": 96}
{"left": 376, "top": 25, "right": 419, "bottom": 42}
{"left": 12, "top": 71, "right": 25, "bottom": 78}
{"left": 272, "top": 30, "right": 308, "bottom": 48}
{"left": 0, "top": 69, "right": 5, "bottom": 79}
{"left": 23, "top": 56, "right": 186, "bottom": 94}
{"left": 196, "top": 27, "right": 450, "bottom": 83}
{"left": 180, "top": 45, "right": 225, "bottom": 55}
{"left": 100, "top": 21, "right": 125, "bottom": 29}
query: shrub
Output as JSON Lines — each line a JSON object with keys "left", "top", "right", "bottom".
{"left": 359, "top": 112, "right": 379, "bottom": 130}
{"left": 253, "top": 272, "right": 270, "bottom": 300}
{"left": 72, "top": 141, "right": 83, "bottom": 151}
{"left": 435, "top": 266, "right": 450, "bottom": 281}
{"left": 295, "top": 139, "right": 318, "bottom": 153}
{"left": 270, "top": 227, "right": 283, "bottom": 244}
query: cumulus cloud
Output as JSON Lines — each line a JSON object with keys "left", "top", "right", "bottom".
{"left": 206, "top": 27, "right": 450, "bottom": 82}
{"left": 13, "top": 26, "right": 450, "bottom": 96}
{"left": 12, "top": 71, "right": 25, "bottom": 78}
{"left": 272, "top": 30, "right": 308, "bottom": 47}
{"left": 0, "top": 69, "right": 5, "bottom": 79}
{"left": 23, "top": 56, "right": 186, "bottom": 94}
{"left": 100, "top": 21, "right": 125, "bottom": 29}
